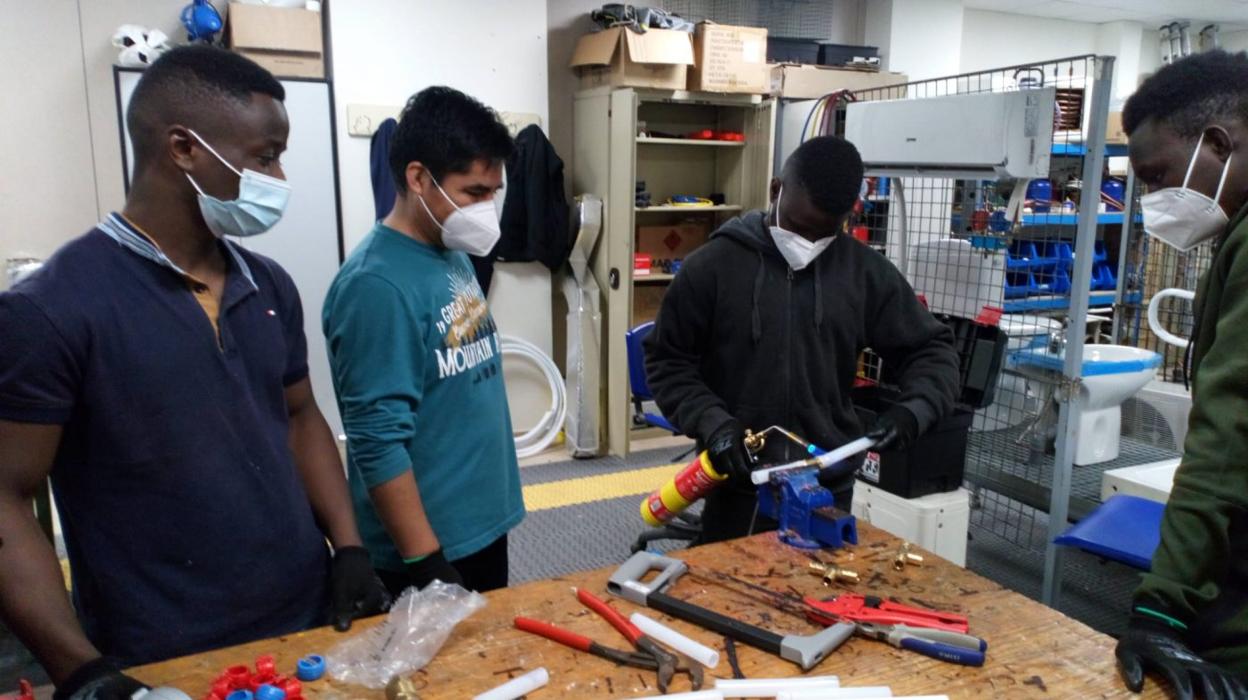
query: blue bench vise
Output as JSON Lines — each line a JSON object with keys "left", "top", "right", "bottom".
{"left": 756, "top": 467, "right": 858, "bottom": 550}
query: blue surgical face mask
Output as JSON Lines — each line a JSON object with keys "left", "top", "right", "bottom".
{"left": 184, "top": 128, "right": 290, "bottom": 238}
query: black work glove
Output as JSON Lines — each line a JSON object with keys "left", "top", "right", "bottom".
{"left": 53, "top": 657, "right": 147, "bottom": 700}
{"left": 1116, "top": 614, "right": 1248, "bottom": 699}
{"left": 405, "top": 548, "right": 465, "bottom": 589}
{"left": 865, "top": 407, "right": 919, "bottom": 452}
{"left": 705, "top": 419, "right": 753, "bottom": 484}
{"left": 329, "top": 545, "right": 391, "bottom": 631}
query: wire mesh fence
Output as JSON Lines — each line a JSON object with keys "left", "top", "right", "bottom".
{"left": 820, "top": 57, "right": 1184, "bottom": 565}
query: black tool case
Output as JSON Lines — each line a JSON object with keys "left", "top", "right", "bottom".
{"left": 852, "top": 313, "right": 1008, "bottom": 498}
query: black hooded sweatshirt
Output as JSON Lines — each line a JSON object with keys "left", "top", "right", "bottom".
{"left": 644, "top": 210, "right": 961, "bottom": 467}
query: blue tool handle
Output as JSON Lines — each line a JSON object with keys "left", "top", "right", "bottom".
{"left": 896, "top": 625, "right": 988, "bottom": 652}
{"left": 898, "top": 636, "right": 986, "bottom": 666}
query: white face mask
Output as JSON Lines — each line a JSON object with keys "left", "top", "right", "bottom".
{"left": 1140, "top": 132, "right": 1233, "bottom": 252}
{"left": 768, "top": 187, "right": 834, "bottom": 270}
{"left": 416, "top": 176, "right": 502, "bottom": 256}
{"left": 184, "top": 128, "right": 290, "bottom": 238}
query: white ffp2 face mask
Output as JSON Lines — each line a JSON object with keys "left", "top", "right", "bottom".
{"left": 1140, "top": 132, "right": 1233, "bottom": 252}
{"left": 417, "top": 177, "right": 502, "bottom": 256}
{"left": 184, "top": 128, "right": 290, "bottom": 238}
{"left": 768, "top": 187, "right": 834, "bottom": 270}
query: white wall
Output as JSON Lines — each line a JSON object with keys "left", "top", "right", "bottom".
{"left": 872, "top": 0, "right": 964, "bottom": 81}
{"left": 0, "top": 0, "right": 189, "bottom": 278}
{"left": 329, "top": 0, "right": 549, "bottom": 252}
{"left": 960, "top": 9, "right": 1098, "bottom": 74}
{"left": 1223, "top": 30, "right": 1248, "bottom": 54}
{"left": 329, "top": 0, "right": 555, "bottom": 433}
{"left": 0, "top": 0, "right": 99, "bottom": 269}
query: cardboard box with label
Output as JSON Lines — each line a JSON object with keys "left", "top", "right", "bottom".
{"left": 228, "top": 2, "right": 324, "bottom": 79}
{"left": 770, "top": 63, "right": 907, "bottom": 100}
{"left": 569, "top": 27, "right": 694, "bottom": 91}
{"left": 636, "top": 222, "right": 709, "bottom": 259}
{"left": 689, "top": 22, "right": 769, "bottom": 94}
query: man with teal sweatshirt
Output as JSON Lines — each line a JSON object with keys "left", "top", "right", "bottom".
{"left": 323, "top": 86, "right": 524, "bottom": 595}
{"left": 1115, "top": 51, "right": 1248, "bottom": 698}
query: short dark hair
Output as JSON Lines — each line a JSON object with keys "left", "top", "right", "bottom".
{"left": 389, "top": 86, "right": 514, "bottom": 191}
{"left": 785, "top": 136, "right": 864, "bottom": 217}
{"left": 1123, "top": 50, "right": 1248, "bottom": 137}
{"left": 127, "top": 45, "right": 284, "bottom": 170}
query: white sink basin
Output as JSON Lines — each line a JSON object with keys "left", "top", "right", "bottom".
{"left": 1010, "top": 343, "right": 1161, "bottom": 377}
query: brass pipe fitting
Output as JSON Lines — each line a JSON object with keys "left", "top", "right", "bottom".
{"left": 893, "top": 542, "right": 924, "bottom": 571}
{"left": 808, "top": 560, "right": 860, "bottom": 585}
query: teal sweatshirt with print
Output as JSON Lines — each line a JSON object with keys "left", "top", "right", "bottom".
{"left": 323, "top": 223, "right": 524, "bottom": 571}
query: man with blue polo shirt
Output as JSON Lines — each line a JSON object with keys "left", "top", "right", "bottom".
{"left": 323, "top": 86, "right": 525, "bottom": 596}
{"left": 0, "top": 46, "right": 386, "bottom": 699}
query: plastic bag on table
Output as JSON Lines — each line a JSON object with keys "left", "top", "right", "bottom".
{"left": 327, "top": 581, "right": 487, "bottom": 689}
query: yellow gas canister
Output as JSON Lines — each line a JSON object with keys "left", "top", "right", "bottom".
{"left": 640, "top": 451, "right": 726, "bottom": 526}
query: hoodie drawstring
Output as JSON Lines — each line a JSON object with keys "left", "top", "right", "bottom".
{"left": 814, "top": 255, "right": 824, "bottom": 331}
{"left": 752, "top": 250, "right": 765, "bottom": 343}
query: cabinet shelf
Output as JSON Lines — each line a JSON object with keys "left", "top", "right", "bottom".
{"left": 635, "top": 204, "right": 743, "bottom": 213}
{"left": 635, "top": 273, "right": 675, "bottom": 283}
{"left": 637, "top": 136, "right": 746, "bottom": 147}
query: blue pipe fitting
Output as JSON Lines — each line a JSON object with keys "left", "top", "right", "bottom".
{"left": 254, "top": 685, "right": 285, "bottom": 700}
{"left": 295, "top": 655, "right": 325, "bottom": 682}
{"left": 224, "top": 691, "right": 253, "bottom": 700}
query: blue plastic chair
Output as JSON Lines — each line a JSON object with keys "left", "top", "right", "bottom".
{"left": 1054, "top": 494, "right": 1165, "bottom": 570}
{"left": 625, "top": 321, "right": 679, "bottom": 434}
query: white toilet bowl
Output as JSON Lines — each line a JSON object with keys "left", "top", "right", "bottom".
{"left": 1074, "top": 345, "right": 1162, "bottom": 465}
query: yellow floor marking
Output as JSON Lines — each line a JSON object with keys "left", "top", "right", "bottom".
{"left": 523, "top": 463, "right": 681, "bottom": 512}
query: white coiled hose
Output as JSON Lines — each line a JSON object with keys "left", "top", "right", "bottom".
{"left": 500, "top": 335, "right": 567, "bottom": 458}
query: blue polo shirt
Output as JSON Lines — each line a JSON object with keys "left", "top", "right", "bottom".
{"left": 0, "top": 215, "right": 330, "bottom": 665}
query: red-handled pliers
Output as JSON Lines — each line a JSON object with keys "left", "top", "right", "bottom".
{"left": 514, "top": 616, "right": 662, "bottom": 669}
{"left": 515, "top": 589, "right": 704, "bottom": 693}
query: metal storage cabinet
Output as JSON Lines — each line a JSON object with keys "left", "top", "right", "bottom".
{"left": 573, "top": 87, "right": 775, "bottom": 456}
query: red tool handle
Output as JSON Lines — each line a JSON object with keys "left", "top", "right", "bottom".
{"left": 577, "top": 588, "right": 643, "bottom": 644}
{"left": 515, "top": 616, "right": 594, "bottom": 652}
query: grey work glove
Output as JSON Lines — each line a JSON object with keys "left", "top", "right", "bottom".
{"left": 1116, "top": 614, "right": 1248, "bottom": 699}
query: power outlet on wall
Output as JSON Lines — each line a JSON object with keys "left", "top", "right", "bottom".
{"left": 345, "top": 104, "right": 400, "bottom": 137}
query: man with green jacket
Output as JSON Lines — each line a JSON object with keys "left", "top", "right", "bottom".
{"left": 1116, "top": 50, "right": 1248, "bottom": 698}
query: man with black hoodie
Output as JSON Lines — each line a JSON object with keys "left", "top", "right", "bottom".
{"left": 644, "top": 136, "right": 961, "bottom": 543}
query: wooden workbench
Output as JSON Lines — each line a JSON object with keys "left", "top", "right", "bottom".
{"left": 129, "top": 524, "right": 1162, "bottom": 698}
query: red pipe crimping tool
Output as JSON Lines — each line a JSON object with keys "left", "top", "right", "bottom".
{"left": 803, "top": 593, "right": 970, "bottom": 634}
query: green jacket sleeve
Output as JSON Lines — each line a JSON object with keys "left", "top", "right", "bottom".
{"left": 323, "top": 272, "right": 426, "bottom": 489}
{"left": 1135, "top": 227, "right": 1248, "bottom": 622}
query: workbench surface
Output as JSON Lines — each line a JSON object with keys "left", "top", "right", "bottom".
{"left": 129, "top": 524, "right": 1162, "bottom": 698}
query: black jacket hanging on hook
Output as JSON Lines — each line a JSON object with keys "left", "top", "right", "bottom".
{"left": 492, "top": 125, "right": 571, "bottom": 281}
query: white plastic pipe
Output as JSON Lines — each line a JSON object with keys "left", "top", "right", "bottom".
{"left": 751, "top": 436, "right": 875, "bottom": 485}
{"left": 715, "top": 676, "right": 841, "bottom": 697}
{"left": 778, "top": 687, "right": 893, "bottom": 700}
{"left": 632, "top": 692, "right": 724, "bottom": 700}
{"left": 500, "top": 335, "right": 567, "bottom": 458}
{"left": 471, "top": 667, "right": 549, "bottom": 700}
{"left": 630, "top": 612, "right": 721, "bottom": 669}
{"left": 1147, "top": 288, "right": 1196, "bottom": 349}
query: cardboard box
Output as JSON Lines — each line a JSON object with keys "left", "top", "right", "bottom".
{"left": 569, "top": 27, "right": 694, "bottom": 91}
{"left": 632, "top": 284, "right": 667, "bottom": 326}
{"left": 689, "top": 22, "right": 769, "bottom": 94}
{"left": 770, "top": 63, "right": 907, "bottom": 100}
{"left": 636, "top": 222, "right": 709, "bottom": 259}
{"left": 1106, "top": 110, "right": 1127, "bottom": 145}
{"left": 228, "top": 2, "right": 324, "bottom": 79}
